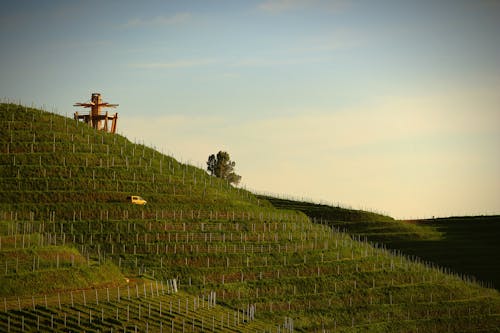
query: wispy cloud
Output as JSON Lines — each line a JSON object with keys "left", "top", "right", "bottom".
{"left": 286, "top": 29, "right": 362, "bottom": 54}
{"left": 130, "top": 59, "right": 216, "bottom": 69}
{"left": 131, "top": 56, "right": 320, "bottom": 69}
{"left": 230, "top": 57, "right": 322, "bottom": 67}
{"left": 258, "top": 0, "right": 347, "bottom": 13}
{"left": 123, "top": 12, "right": 191, "bottom": 28}
{"left": 258, "top": 0, "right": 314, "bottom": 12}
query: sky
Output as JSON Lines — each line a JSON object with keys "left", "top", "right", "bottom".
{"left": 1, "top": 0, "right": 499, "bottom": 219}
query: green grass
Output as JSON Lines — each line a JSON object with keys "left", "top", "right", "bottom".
{"left": 0, "top": 260, "right": 123, "bottom": 297}
{"left": 1, "top": 102, "right": 500, "bottom": 331}
{"left": 260, "top": 196, "right": 442, "bottom": 241}
{"left": 396, "top": 216, "right": 500, "bottom": 290}
{"left": 265, "top": 196, "right": 500, "bottom": 290}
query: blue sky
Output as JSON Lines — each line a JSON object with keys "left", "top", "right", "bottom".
{"left": 1, "top": 0, "right": 499, "bottom": 218}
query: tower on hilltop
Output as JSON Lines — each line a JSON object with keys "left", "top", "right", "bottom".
{"left": 74, "top": 93, "right": 118, "bottom": 133}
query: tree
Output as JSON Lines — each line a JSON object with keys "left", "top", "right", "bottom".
{"left": 207, "top": 154, "right": 217, "bottom": 176}
{"left": 206, "top": 151, "right": 242, "bottom": 185}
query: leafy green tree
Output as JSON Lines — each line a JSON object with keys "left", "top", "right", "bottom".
{"left": 206, "top": 151, "right": 242, "bottom": 185}
{"left": 207, "top": 154, "right": 217, "bottom": 176}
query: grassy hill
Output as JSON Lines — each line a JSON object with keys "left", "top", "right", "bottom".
{"left": 260, "top": 197, "right": 442, "bottom": 242}
{"left": 1, "top": 102, "right": 499, "bottom": 332}
{"left": 398, "top": 216, "right": 500, "bottom": 290}
{"left": 263, "top": 196, "right": 500, "bottom": 290}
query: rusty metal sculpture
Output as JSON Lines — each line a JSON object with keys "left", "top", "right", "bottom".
{"left": 74, "top": 93, "right": 118, "bottom": 133}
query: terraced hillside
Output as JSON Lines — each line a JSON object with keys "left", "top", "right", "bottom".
{"left": 261, "top": 197, "right": 442, "bottom": 243}
{"left": 398, "top": 216, "right": 500, "bottom": 290}
{"left": 264, "top": 197, "right": 500, "bottom": 290}
{"left": 1, "top": 103, "right": 499, "bottom": 332}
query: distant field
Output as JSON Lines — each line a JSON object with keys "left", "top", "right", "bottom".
{"left": 264, "top": 196, "right": 500, "bottom": 290}
{"left": 399, "top": 216, "right": 500, "bottom": 290}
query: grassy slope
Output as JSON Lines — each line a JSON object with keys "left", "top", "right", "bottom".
{"left": 261, "top": 197, "right": 442, "bottom": 242}
{"left": 1, "top": 103, "right": 499, "bottom": 332}
{"left": 399, "top": 216, "right": 500, "bottom": 290}
{"left": 0, "top": 104, "right": 269, "bottom": 216}
{"left": 264, "top": 196, "right": 500, "bottom": 290}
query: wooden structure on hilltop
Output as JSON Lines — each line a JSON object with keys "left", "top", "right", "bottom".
{"left": 74, "top": 93, "right": 118, "bottom": 133}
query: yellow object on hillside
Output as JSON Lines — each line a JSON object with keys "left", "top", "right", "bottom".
{"left": 127, "top": 195, "right": 147, "bottom": 205}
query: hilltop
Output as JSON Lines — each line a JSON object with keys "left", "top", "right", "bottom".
{"left": 0, "top": 102, "right": 499, "bottom": 332}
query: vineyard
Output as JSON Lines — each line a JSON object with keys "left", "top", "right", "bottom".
{"left": 264, "top": 197, "right": 500, "bottom": 290}
{"left": 0, "top": 102, "right": 499, "bottom": 332}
